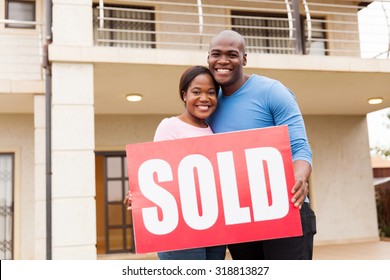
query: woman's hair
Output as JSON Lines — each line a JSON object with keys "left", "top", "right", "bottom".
{"left": 179, "top": 66, "right": 219, "bottom": 101}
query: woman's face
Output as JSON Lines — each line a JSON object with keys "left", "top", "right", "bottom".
{"left": 183, "top": 74, "right": 218, "bottom": 121}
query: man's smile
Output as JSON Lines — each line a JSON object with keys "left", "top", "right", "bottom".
{"left": 215, "top": 68, "right": 232, "bottom": 72}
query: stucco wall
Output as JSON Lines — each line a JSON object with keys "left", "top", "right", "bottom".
{"left": 304, "top": 115, "right": 379, "bottom": 244}
{"left": 95, "top": 114, "right": 170, "bottom": 149}
{"left": 0, "top": 114, "right": 34, "bottom": 259}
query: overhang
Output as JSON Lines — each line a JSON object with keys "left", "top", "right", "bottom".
{"left": 1, "top": 47, "right": 389, "bottom": 115}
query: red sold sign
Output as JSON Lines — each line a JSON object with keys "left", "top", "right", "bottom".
{"left": 126, "top": 126, "right": 302, "bottom": 254}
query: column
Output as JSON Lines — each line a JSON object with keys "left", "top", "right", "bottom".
{"left": 51, "top": 0, "right": 96, "bottom": 259}
{"left": 34, "top": 94, "right": 47, "bottom": 259}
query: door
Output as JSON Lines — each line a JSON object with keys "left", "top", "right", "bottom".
{"left": 95, "top": 152, "right": 134, "bottom": 254}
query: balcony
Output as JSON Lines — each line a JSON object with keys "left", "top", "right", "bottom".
{"left": 1, "top": 0, "right": 389, "bottom": 84}
{"left": 92, "top": 0, "right": 390, "bottom": 59}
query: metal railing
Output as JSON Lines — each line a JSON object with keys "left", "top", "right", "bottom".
{"left": 93, "top": 0, "right": 390, "bottom": 59}
{"left": 1, "top": 0, "right": 389, "bottom": 82}
{"left": 0, "top": 19, "right": 45, "bottom": 80}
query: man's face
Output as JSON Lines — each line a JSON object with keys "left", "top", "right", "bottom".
{"left": 207, "top": 35, "right": 247, "bottom": 89}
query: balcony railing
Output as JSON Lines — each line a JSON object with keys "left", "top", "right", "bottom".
{"left": 93, "top": 0, "right": 390, "bottom": 59}
{"left": 0, "top": 19, "right": 45, "bottom": 80}
{"left": 1, "top": 0, "right": 389, "bottom": 82}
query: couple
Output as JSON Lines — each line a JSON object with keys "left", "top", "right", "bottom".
{"left": 125, "top": 30, "right": 316, "bottom": 260}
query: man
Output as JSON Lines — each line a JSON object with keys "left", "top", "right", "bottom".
{"left": 207, "top": 30, "right": 316, "bottom": 260}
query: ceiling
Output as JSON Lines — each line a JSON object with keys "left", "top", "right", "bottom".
{"left": 92, "top": 62, "right": 390, "bottom": 116}
{"left": 1, "top": 61, "right": 389, "bottom": 116}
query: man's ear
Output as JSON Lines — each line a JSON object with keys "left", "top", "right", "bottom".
{"left": 243, "top": 53, "right": 247, "bottom": 66}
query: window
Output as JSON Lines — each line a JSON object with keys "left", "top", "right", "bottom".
{"left": 5, "top": 0, "right": 35, "bottom": 29}
{"left": 232, "top": 11, "right": 326, "bottom": 55}
{"left": 304, "top": 18, "right": 327, "bottom": 55}
{"left": 0, "top": 153, "right": 14, "bottom": 260}
{"left": 93, "top": 4, "right": 156, "bottom": 48}
{"left": 232, "top": 11, "right": 293, "bottom": 54}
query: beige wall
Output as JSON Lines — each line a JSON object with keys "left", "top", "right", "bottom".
{"left": 305, "top": 115, "right": 379, "bottom": 244}
{"left": 0, "top": 114, "right": 35, "bottom": 259}
{"left": 95, "top": 114, "right": 170, "bottom": 150}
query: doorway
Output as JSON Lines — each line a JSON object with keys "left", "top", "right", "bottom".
{"left": 95, "top": 152, "right": 134, "bottom": 254}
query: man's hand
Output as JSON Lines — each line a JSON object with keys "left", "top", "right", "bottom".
{"left": 291, "top": 179, "right": 309, "bottom": 209}
{"left": 291, "top": 160, "right": 311, "bottom": 209}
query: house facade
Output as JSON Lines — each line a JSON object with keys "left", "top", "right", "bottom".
{"left": 1, "top": 0, "right": 390, "bottom": 259}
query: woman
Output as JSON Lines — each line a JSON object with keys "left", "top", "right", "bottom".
{"left": 125, "top": 65, "right": 226, "bottom": 260}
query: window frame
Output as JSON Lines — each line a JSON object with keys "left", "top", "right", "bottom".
{"left": 5, "top": 0, "right": 36, "bottom": 29}
{"left": 93, "top": 3, "right": 156, "bottom": 48}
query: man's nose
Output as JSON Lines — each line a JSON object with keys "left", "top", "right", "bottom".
{"left": 218, "top": 55, "right": 230, "bottom": 63}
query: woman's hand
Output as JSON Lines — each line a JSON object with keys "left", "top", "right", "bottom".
{"left": 123, "top": 190, "right": 132, "bottom": 211}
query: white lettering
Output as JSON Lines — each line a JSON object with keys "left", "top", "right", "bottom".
{"left": 245, "top": 147, "right": 289, "bottom": 221}
{"left": 178, "top": 155, "right": 218, "bottom": 230}
{"left": 138, "top": 159, "right": 178, "bottom": 235}
{"left": 138, "top": 147, "right": 290, "bottom": 234}
{"left": 217, "top": 151, "right": 251, "bottom": 225}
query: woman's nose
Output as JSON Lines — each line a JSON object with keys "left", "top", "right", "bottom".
{"left": 199, "top": 93, "right": 208, "bottom": 100}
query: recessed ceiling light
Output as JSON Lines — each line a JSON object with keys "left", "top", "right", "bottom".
{"left": 368, "top": 97, "right": 383, "bottom": 105}
{"left": 126, "top": 94, "right": 143, "bottom": 102}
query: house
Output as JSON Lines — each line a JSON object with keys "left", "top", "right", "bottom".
{"left": 1, "top": 0, "right": 389, "bottom": 259}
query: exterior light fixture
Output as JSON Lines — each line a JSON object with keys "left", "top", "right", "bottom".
{"left": 368, "top": 97, "right": 383, "bottom": 105}
{"left": 126, "top": 94, "right": 143, "bottom": 102}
